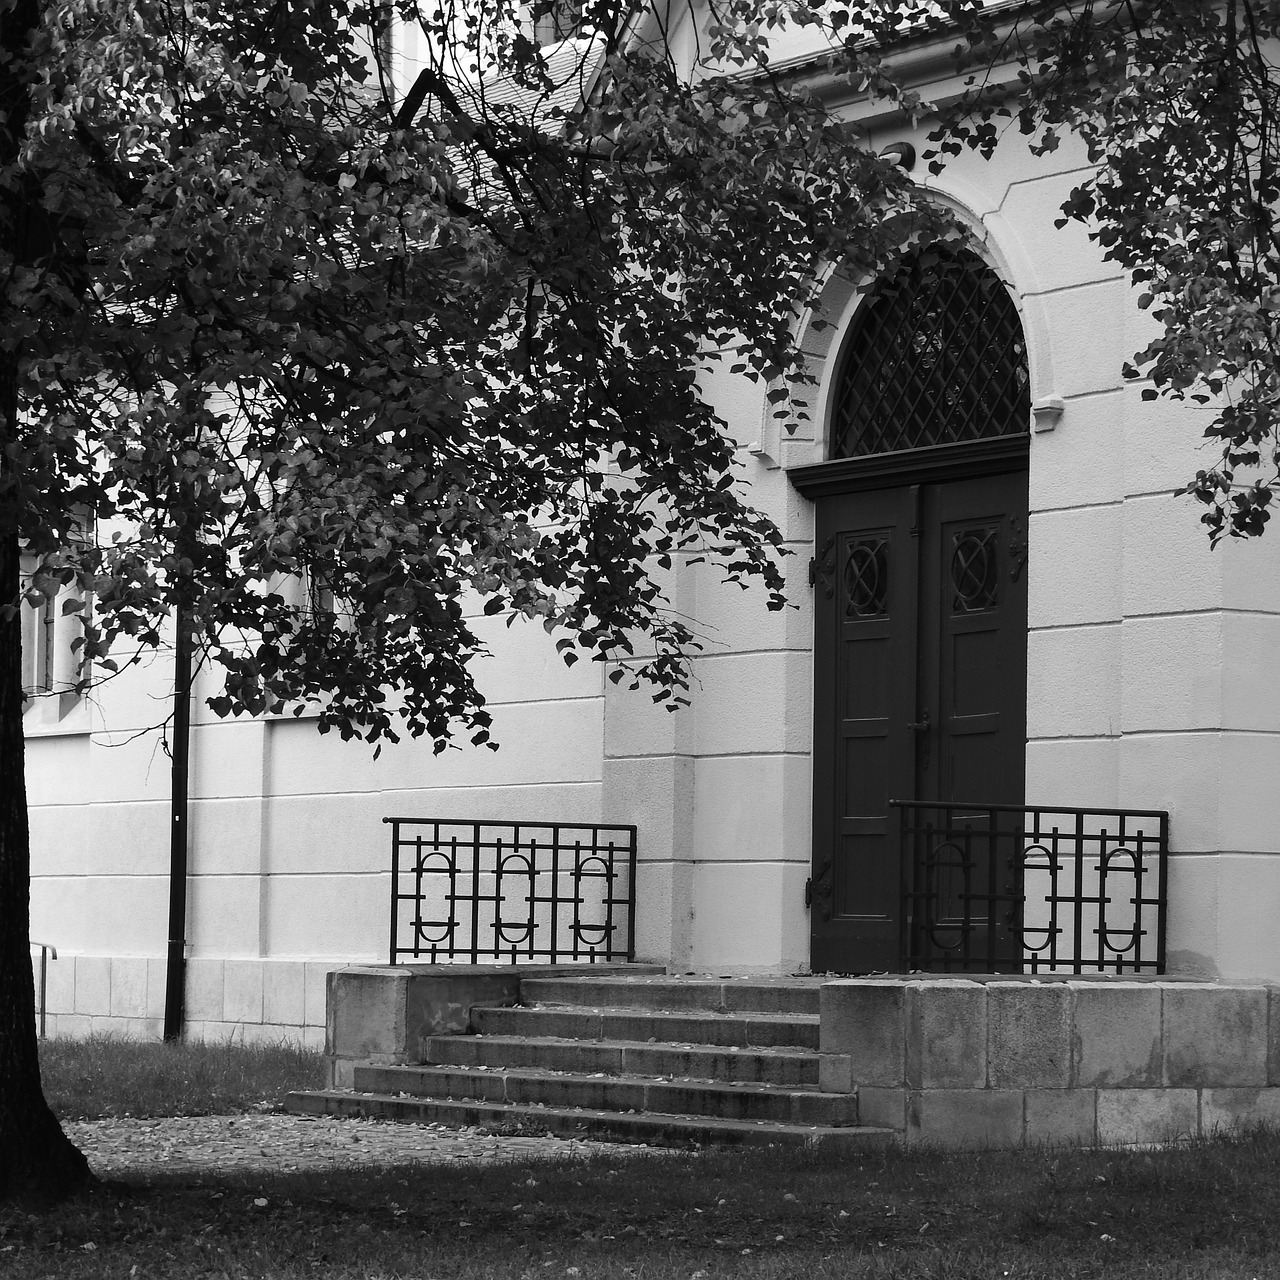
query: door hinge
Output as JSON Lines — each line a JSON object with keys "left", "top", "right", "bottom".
{"left": 804, "top": 877, "right": 813, "bottom": 908}
{"left": 810, "top": 537, "right": 836, "bottom": 596}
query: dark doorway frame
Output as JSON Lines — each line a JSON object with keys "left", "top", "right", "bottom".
{"left": 792, "top": 437, "right": 1030, "bottom": 974}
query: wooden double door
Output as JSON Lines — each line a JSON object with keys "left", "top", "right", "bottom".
{"left": 809, "top": 469, "right": 1029, "bottom": 973}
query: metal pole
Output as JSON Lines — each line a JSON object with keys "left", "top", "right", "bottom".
{"left": 387, "top": 817, "right": 399, "bottom": 965}
{"left": 38, "top": 944, "right": 48, "bottom": 1039}
{"left": 163, "top": 609, "right": 192, "bottom": 1041}
{"left": 626, "top": 827, "right": 637, "bottom": 963}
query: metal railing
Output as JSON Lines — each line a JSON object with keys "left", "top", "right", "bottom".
{"left": 894, "top": 801, "right": 1169, "bottom": 974}
{"left": 30, "top": 940, "right": 58, "bottom": 1038}
{"left": 387, "top": 818, "right": 637, "bottom": 964}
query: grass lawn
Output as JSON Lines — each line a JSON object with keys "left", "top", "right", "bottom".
{"left": 6, "top": 1038, "right": 1279, "bottom": 1278}
{"left": 37, "top": 1035, "right": 325, "bottom": 1119}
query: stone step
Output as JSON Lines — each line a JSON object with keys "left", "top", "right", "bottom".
{"left": 519, "top": 977, "right": 823, "bottom": 1016}
{"left": 285, "top": 1089, "right": 897, "bottom": 1151}
{"left": 354, "top": 1063, "right": 855, "bottom": 1126}
{"left": 471, "top": 1005, "right": 820, "bottom": 1050}
{"left": 423, "top": 1033, "right": 820, "bottom": 1087}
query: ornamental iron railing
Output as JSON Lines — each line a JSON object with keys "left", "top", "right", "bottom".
{"left": 894, "top": 801, "right": 1169, "bottom": 974}
{"left": 387, "top": 818, "right": 637, "bottom": 965}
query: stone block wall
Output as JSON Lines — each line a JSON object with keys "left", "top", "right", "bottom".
{"left": 324, "top": 965, "right": 525, "bottom": 1087}
{"left": 821, "top": 977, "right": 1280, "bottom": 1148}
{"left": 30, "top": 952, "right": 333, "bottom": 1047}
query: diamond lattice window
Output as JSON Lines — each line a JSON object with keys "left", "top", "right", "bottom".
{"left": 830, "top": 249, "right": 1030, "bottom": 458}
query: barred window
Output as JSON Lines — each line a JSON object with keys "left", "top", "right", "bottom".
{"left": 530, "top": 0, "right": 584, "bottom": 45}
{"left": 21, "top": 567, "right": 88, "bottom": 706}
{"left": 269, "top": 568, "right": 355, "bottom": 634}
{"left": 830, "top": 248, "right": 1030, "bottom": 458}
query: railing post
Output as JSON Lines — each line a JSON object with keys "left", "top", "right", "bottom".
{"left": 1156, "top": 810, "right": 1170, "bottom": 974}
{"left": 626, "top": 825, "right": 638, "bottom": 962}
{"left": 386, "top": 817, "right": 399, "bottom": 965}
{"left": 893, "top": 801, "right": 908, "bottom": 972}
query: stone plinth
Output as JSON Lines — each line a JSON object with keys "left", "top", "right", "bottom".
{"left": 820, "top": 976, "right": 1280, "bottom": 1150}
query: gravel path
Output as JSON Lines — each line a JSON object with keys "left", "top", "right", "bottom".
{"left": 64, "top": 1114, "right": 648, "bottom": 1179}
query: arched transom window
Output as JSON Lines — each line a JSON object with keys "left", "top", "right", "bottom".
{"left": 830, "top": 248, "right": 1030, "bottom": 458}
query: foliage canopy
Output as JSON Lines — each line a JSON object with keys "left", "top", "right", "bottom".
{"left": 12, "top": 0, "right": 1278, "bottom": 755}
{"left": 928, "top": 0, "right": 1280, "bottom": 539}
{"left": 15, "top": 0, "right": 1280, "bottom": 744}
{"left": 9, "top": 0, "right": 947, "bottom": 749}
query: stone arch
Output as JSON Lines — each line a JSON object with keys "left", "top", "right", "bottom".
{"left": 790, "top": 190, "right": 1058, "bottom": 468}
{"left": 828, "top": 244, "right": 1029, "bottom": 458}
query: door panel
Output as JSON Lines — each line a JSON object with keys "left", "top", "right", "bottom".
{"left": 810, "top": 488, "right": 916, "bottom": 973}
{"left": 914, "top": 474, "right": 1028, "bottom": 966}
{"left": 919, "top": 476, "right": 1028, "bottom": 807}
{"left": 810, "top": 470, "right": 1028, "bottom": 973}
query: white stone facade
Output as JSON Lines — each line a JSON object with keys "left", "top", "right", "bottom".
{"left": 26, "top": 19, "right": 1280, "bottom": 1038}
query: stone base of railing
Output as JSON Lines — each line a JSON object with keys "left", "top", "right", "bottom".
{"left": 820, "top": 976, "right": 1280, "bottom": 1148}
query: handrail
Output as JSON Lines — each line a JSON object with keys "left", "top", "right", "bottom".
{"left": 29, "top": 940, "right": 58, "bottom": 1039}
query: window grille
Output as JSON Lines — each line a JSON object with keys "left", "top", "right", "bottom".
{"left": 831, "top": 248, "right": 1030, "bottom": 458}
{"left": 20, "top": 577, "right": 87, "bottom": 704}
{"left": 531, "top": 0, "right": 584, "bottom": 45}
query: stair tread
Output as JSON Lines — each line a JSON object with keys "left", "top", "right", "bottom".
{"left": 521, "top": 979, "right": 824, "bottom": 991}
{"left": 287, "top": 1090, "right": 893, "bottom": 1144}
{"left": 365, "top": 1063, "right": 835, "bottom": 1094}
{"left": 424, "top": 1034, "right": 821, "bottom": 1088}
{"left": 515, "top": 977, "right": 824, "bottom": 1016}
{"left": 432, "top": 1033, "right": 818, "bottom": 1056}
{"left": 473, "top": 1004, "right": 820, "bottom": 1050}
{"left": 499, "top": 1005, "right": 819, "bottom": 1022}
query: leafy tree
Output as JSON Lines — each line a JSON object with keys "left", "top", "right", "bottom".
{"left": 5, "top": 0, "right": 1274, "bottom": 1205}
{"left": 0, "top": 0, "right": 939, "bottom": 1203}
{"left": 916, "top": 0, "right": 1280, "bottom": 539}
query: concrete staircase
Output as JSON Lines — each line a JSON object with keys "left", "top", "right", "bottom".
{"left": 286, "top": 974, "right": 896, "bottom": 1150}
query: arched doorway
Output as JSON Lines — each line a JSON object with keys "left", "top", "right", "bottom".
{"left": 790, "top": 247, "right": 1031, "bottom": 974}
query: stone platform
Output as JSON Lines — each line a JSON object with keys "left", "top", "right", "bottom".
{"left": 310, "top": 966, "right": 1280, "bottom": 1151}
{"left": 822, "top": 976, "right": 1280, "bottom": 1147}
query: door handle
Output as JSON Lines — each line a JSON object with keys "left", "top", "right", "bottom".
{"left": 907, "top": 708, "right": 931, "bottom": 733}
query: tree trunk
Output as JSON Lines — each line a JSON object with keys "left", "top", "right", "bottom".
{"left": 0, "top": 528, "right": 94, "bottom": 1206}
{"left": 0, "top": 0, "right": 95, "bottom": 1206}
